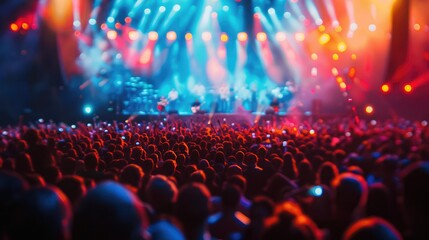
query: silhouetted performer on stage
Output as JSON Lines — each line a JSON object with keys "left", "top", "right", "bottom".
{"left": 191, "top": 99, "right": 202, "bottom": 114}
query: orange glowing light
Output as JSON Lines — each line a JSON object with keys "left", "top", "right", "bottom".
{"left": 166, "top": 31, "right": 177, "bottom": 41}
{"left": 336, "top": 76, "right": 344, "bottom": 83}
{"left": 381, "top": 84, "right": 390, "bottom": 93}
{"left": 185, "top": 33, "right": 192, "bottom": 41}
{"left": 339, "top": 82, "right": 347, "bottom": 89}
{"left": 311, "top": 53, "right": 318, "bottom": 60}
{"left": 125, "top": 17, "right": 132, "bottom": 23}
{"left": 332, "top": 53, "right": 339, "bottom": 61}
{"left": 128, "top": 30, "right": 139, "bottom": 40}
{"left": 220, "top": 33, "right": 228, "bottom": 42}
{"left": 318, "top": 25, "right": 326, "bottom": 32}
{"left": 351, "top": 54, "right": 357, "bottom": 60}
{"left": 10, "top": 23, "right": 19, "bottom": 32}
{"left": 256, "top": 32, "right": 267, "bottom": 42}
{"left": 335, "top": 25, "right": 342, "bottom": 32}
{"left": 337, "top": 42, "right": 347, "bottom": 52}
{"left": 319, "top": 33, "right": 330, "bottom": 45}
{"left": 348, "top": 67, "right": 356, "bottom": 78}
{"left": 294, "top": 32, "right": 305, "bottom": 42}
{"left": 404, "top": 84, "right": 412, "bottom": 93}
{"left": 414, "top": 24, "right": 421, "bottom": 31}
{"left": 365, "top": 105, "right": 374, "bottom": 114}
{"left": 107, "top": 30, "right": 117, "bottom": 40}
{"left": 148, "top": 31, "right": 158, "bottom": 41}
{"left": 237, "top": 32, "right": 248, "bottom": 42}
{"left": 21, "top": 22, "right": 29, "bottom": 30}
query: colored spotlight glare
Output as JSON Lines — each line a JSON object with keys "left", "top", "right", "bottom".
{"left": 220, "top": 33, "right": 228, "bottom": 42}
{"left": 284, "top": 12, "right": 291, "bottom": 18}
{"left": 369, "top": 24, "right": 376, "bottom": 32}
{"left": 294, "top": 32, "right": 305, "bottom": 42}
{"left": 268, "top": 8, "right": 275, "bottom": 15}
{"left": 173, "top": 4, "right": 181, "bottom": 11}
{"left": 202, "top": 32, "right": 212, "bottom": 41}
{"left": 73, "top": 21, "right": 80, "bottom": 28}
{"left": 315, "top": 18, "right": 323, "bottom": 25}
{"left": 107, "top": 17, "right": 115, "bottom": 23}
{"left": 211, "top": 12, "right": 218, "bottom": 18}
{"left": 311, "top": 53, "right": 318, "bottom": 60}
{"left": 10, "top": 23, "right": 19, "bottom": 32}
{"left": 256, "top": 32, "right": 267, "bottom": 42}
{"left": 144, "top": 8, "right": 151, "bottom": 14}
{"left": 339, "top": 82, "right": 347, "bottom": 89}
{"left": 381, "top": 84, "right": 390, "bottom": 93}
{"left": 335, "top": 25, "right": 342, "bottom": 32}
{"left": 351, "top": 54, "right": 357, "bottom": 60}
{"left": 83, "top": 105, "right": 93, "bottom": 115}
{"left": 222, "top": 6, "right": 229, "bottom": 11}
{"left": 332, "top": 53, "right": 339, "bottom": 61}
{"left": 309, "top": 129, "right": 315, "bottom": 135}
{"left": 365, "top": 105, "right": 374, "bottom": 114}
{"left": 21, "top": 22, "right": 29, "bottom": 30}
{"left": 350, "top": 23, "right": 358, "bottom": 31}
{"left": 319, "top": 33, "right": 330, "bottom": 45}
{"left": 311, "top": 67, "right": 318, "bottom": 77}
{"left": 166, "top": 31, "right": 177, "bottom": 41}
{"left": 185, "top": 33, "right": 192, "bottom": 41}
{"left": 88, "top": 18, "right": 96, "bottom": 25}
{"left": 404, "top": 84, "right": 412, "bottom": 93}
{"left": 107, "top": 30, "right": 117, "bottom": 40}
{"left": 148, "top": 31, "right": 158, "bottom": 41}
{"left": 159, "top": 6, "right": 166, "bottom": 12}
{"left": 332, "top": 68, "right": 339, "bottom": 76}
{"left": 128, "top": 30, "right": 139, "bottom": 41}
{"left": 414, "top": 24, "right": 421, "bottom": 31}
{"left": 125, "top": 17, "right": 131, "bottom": 23}
{"left": 336, "top": 76, "right": 344, "bottom": 83}
{"left": 337, "top": 42, "right": 347, "bottom": 52}
{"left": 237, "top": 32, "right": 248, "bottom": 42}
{"left": 275, "top": 32, "right": 286, "bottom": 41}
{"left": 318, "top": 25, "right": 326, "bottom": 32}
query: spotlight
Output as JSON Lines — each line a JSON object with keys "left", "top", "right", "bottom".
{"left": 10, "top": 23, "right": 19, "bottom": 32}
{"left": 107, "top": 30, "right": 117, "bottom": 40}
{"left": 337, "top": 42, "right": 347, "bottom": 52}
{"left": 294, "top": 32, "right": 305, "bottom": 42}
{"left": 332, "top": 53, "right": 339, "bottom": 61}
{"left": 173, "top": 4, "right": 181, "bottom": 11}
{"left": 275, "top": 32, "right": 286, "bottom": 41}
{"left": 381, "top": 84, "right": 390, "bottom": 93}
{"left": 88, "top": 18, "right": 96, "bottom": 25}
{"left": 220, "top": 33, "right": 228, "bottom": 42}
{"left": 128, "top": 30, "right": 139, "bottom": 40}
{"left": 365, "top": 105, "right": 374, "bottom": 114}
{"left": 202, "top": 32, "right": 212, "bottom": 41}
{"left": 318, "top": 33, "right": 330, "bottom": 45}
{"left": 159, "top": 6, "right": 166, "bottom": 12}
{"left": 404, "top": 84, "right": 412, "bottom": 93}
{"left": 368, "top": 24, "right": 376, "bottom": 32}
{"left": 185, "top": 33, "right": 192, "bottom": 41}
{"left": 83, "top": 105, "right": 93, "bottom": 115}
{"left": 237, "top": 32, "right": 248, "bottom": 42}
{"left": 148, "top": 31, "right": 158, "bottom": 41}
{"left": 166, "top": 31, "right": 177, "bottom": 41}
{"left": 256, "top": 32, "right": 267, "bottom": 42}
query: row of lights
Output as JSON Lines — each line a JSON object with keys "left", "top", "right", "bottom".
{"left": 381, "top": 84, "right": 413, "bottom": 93}
{"left": 106, "top": 30, "right": 290, "bottom": 43}
{"left": 10, "top": 22, "right": 32, "bottom": 32}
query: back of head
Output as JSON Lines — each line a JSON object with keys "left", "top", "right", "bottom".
{"left": 401, "top": 162, "right": 429, "bottom": 234}
{"left": 0, "top": 171, "right": 29, "bottom": 237}
{"left": 343, "top": 217, "right": 402, "bottom": 240}
{"left": 176, "top": 183, "right": 211, "bottom": 229}
{"left": 83, "top": 152, "right": 99, "bottom": 171}
{"left": 332, "top": 173, "right": 367, "bottom": 214}
{"left": 57, "top": 175, "right": 86, "bottom": 207}
{"left": 317, "top": 161, "right": 339, "bottom": 187}
{"left": 120, "top": 164, "right": 144, "bottom": 188}
{"left": 262, "top": 201, "right": 320, "bottom": 240}
{"left": 146, "top": 175, "right": 177, "bottom": 216}
{"left": 72, "top": 181, "right": 148, "bottom": 240}
{"left": 7, "top": 186, "right": 71, "bottom": 240}
{"left": 221, "top": 184, "right": 241, "bottom": 211}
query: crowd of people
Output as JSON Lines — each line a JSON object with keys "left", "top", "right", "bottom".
{"left": 1, "top": 116, "right": 429, "bottom": 240}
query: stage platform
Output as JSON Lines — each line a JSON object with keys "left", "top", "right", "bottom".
{"left": 100, "top": 112, "right": 323, "bottom": 126}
